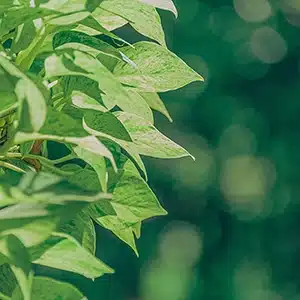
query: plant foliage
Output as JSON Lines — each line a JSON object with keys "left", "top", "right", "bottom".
{"left": 0, "top": 0, "right": 203, "bottom": 298}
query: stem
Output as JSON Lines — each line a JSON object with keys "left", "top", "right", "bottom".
{"left": 0, "top": 153, "right": 74, "bottom": 176}
{"left": 0, "top": 103, "right": 18, "bottom": 118}
{"left": 51, "top": 154, "right": 75, "bottom": 165}
{"left": 0, "top": 160, "right": 26, "bottom": 173}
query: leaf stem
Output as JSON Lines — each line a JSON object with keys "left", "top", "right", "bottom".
{"left": 0, "top": 160, "right": 26, "bottom": 173}
{"left": 0, "top": 153, "right": 74, "bottom": 176}
{"left": 51, "top": 154, "right": 75, "bottom": 165}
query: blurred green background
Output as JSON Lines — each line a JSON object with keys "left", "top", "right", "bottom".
{"left": 41, "top": 0, "right": 300, "bottom": 299}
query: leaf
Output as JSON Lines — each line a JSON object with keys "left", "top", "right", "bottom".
{"left": 0, "top": 7, "right": 51, "bottom": 38}
{"left": 47, "top": 11, "right": 91, "bottom": 26}
{"left": 139, "top": 92, "right": 172, "bottom": 122}
{"left": 40, "top": 108, "right": 86, "bottom": 137}
{"left": 83, "top": 110, "right": 132, "bottom": 142}
{"left": 65, "top": 167, "right": 101, "bottom": 192}
{"left": 82, "top": 112, "right": 148, "bottom": 178}
{"left": 10, "top": 21, "right": 37, "bottom": 54}
{"left": 114, "top": 41, "right": 204, "bottom": 92}
{"left": 139, "top": 0, "right": 178, "bottom": 17}
{"left": 0, "top": 55, "right": 47, "bottom": 132}
{"left": 78, "top": 15, "right": 131, "bottom": 46}
{"left": 71, "top": 91, "right": 107, "bottom": 112}
{"left": 73, "top": 145, "right": 107, "bottom": 192}
{"left": 0, "top": 172, "right": 111, "bottom": 247}
{"left": 122, "top": 89, "right": 154, "bottom": 124}
{"left": 31, "top": 233, "right": 113, "bottom": 279}
{"left": 15, "top": 131, "right": 117, "bottom": 173}
{"left": 85, "top": 0, "right": 103, "bottom": 12}
{"left": 0, "top": 263, "right": 17, "bottom": 298}
{"left": 11, "top": 277, "right": 85, "bottom": 300}
{"left": 111, "top": 168, "right": 167, "bottom": 222}
{"left": 82, "top": 7, "right": 127, "bottom": 32}
{"left": 0, "top": 235, "right": 33, "bottom": 300}
{"left": 60, "top": 210, "right": 96, "bottom": 254}
{"left": 52, "top": 30, "right": 125, "bottom": 62}
{"left": 100, "top": 0, "right": 166, "bottom": 46}
{"left": 63, "top": 76, "right": 108, "bottom": 110}
{"left": 115, "top": 112, "right": 194, "bottom": 159}
{"left": 89, "top": 164, "right": 167, "bottom": 253}
{"left": 44, "top": 49, "right": 136, "bottom": 114}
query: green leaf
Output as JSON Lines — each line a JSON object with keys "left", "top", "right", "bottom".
{"left": 15, "top": 22, "right": 48, "bottom": 71}
{"left": 115, "top": 112, "right": 194, "bottom": 159}
{"left": 139, "top": 0, "right": 178, "bottom": 17}
{"left": 89, "top": 164, "right": 166, "bottom": 253}
{"left": 78, "top": 15, "right": 131, "bottom": 46}
{"left": 44, "top": 49, "right": 137, "bottom": 114}
{"left": 32, "top": 233, "right": 113, "bottom": 279}
{"left": 111, "top": 167, "right": 167, "bottom": 222}
{"left": 0, "top": 263, "right": 17, "bottom": 298}
{"left": 0, "top": 172, "right": 111, "bottom": 247}
{"left": 65, "top": 167, "right": 101, "bottom": 192}
{"left": 139, "top": 92, "right": 172, "bottom": 122}
{"left": 0, "top": 92, "right": 17, "bottom": 116}
{"left": 71, "top": 91, "right": 107, "bottom": 112}
{"left": 100, "top": 0, "right": 166, "bottom": 46}
{"left": 40, "top": 0, "right": 99, "bottom": 15}
{"left": 12, "top": 277, "right": 85, "bottom": 300}
{"left": 83, "top": 110, "right": 132, "bottom": 142}
{"left": 10, "top": 21, "right": 37, "bottom": 54}
{"left": 0, "top": 7, "right": 51, "bottom": 38}
{"left": 60, "top": 211, "right": 96, "bottom": 254}
{"left": 82, "top": 112, "right": 147, "bottom": 178}
{"left": 0, "top": 235, "right": 33, "bottom": 300}
{"left": 0, "top": 55, "right": 47, "bottom": 132}
{"left": 14, "top": 129, "right": 117, "bottom": 173}
{"left": 47, "top": 12, "right": 91, "bottom": 26}
{"left": 85, "top": 0, "right": 103, "bottom": 12}
{"left": 114, "top": 41, "right": 204, "bottom": 92}
{"left": 63, "top": 76, "right": 108, "bottom": 110}
{"left": 81, "top": 7, "right": 127, "bottom": 32}
{"left": 73, "top": 145, "right": 107, "bottom": 192}
{"left": 52, "top": 30, "right": 126, "bottom": 62}
{"left": 122, "top": 89, "right": 154, "bottom": 124}
{"left": 40, "top": 108, "right": 86, "bottom": 137}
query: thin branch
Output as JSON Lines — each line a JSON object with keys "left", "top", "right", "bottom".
{"left": 0, "top": 160, "right": 26, "bottom": 173}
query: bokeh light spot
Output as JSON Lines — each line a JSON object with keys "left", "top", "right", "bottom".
{"left": 218, "top": 124, "right": 257, "bottom": 158}
{"left": 250, "top": 27, "right": 287, "bottom": 64}
{"left": 220, "top": 155, "right": 276, "bottom": 219}
{"left": 234, "top": 0, "right": 273, "bottom": 22}
{"left": 158, "top": 221, "right": 203, "bottom": 268}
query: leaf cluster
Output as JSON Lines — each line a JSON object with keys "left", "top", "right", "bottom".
{"left": 0, "top": 0, "right": 203, "bottom": 298}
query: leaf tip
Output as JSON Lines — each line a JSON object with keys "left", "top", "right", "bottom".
{"left": 198, "top": 74, "right": 205, "bottom": 82}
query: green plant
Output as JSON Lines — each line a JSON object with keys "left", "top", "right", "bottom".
{"left": 0, "top": 0, "right": 203, "bottom": 298}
